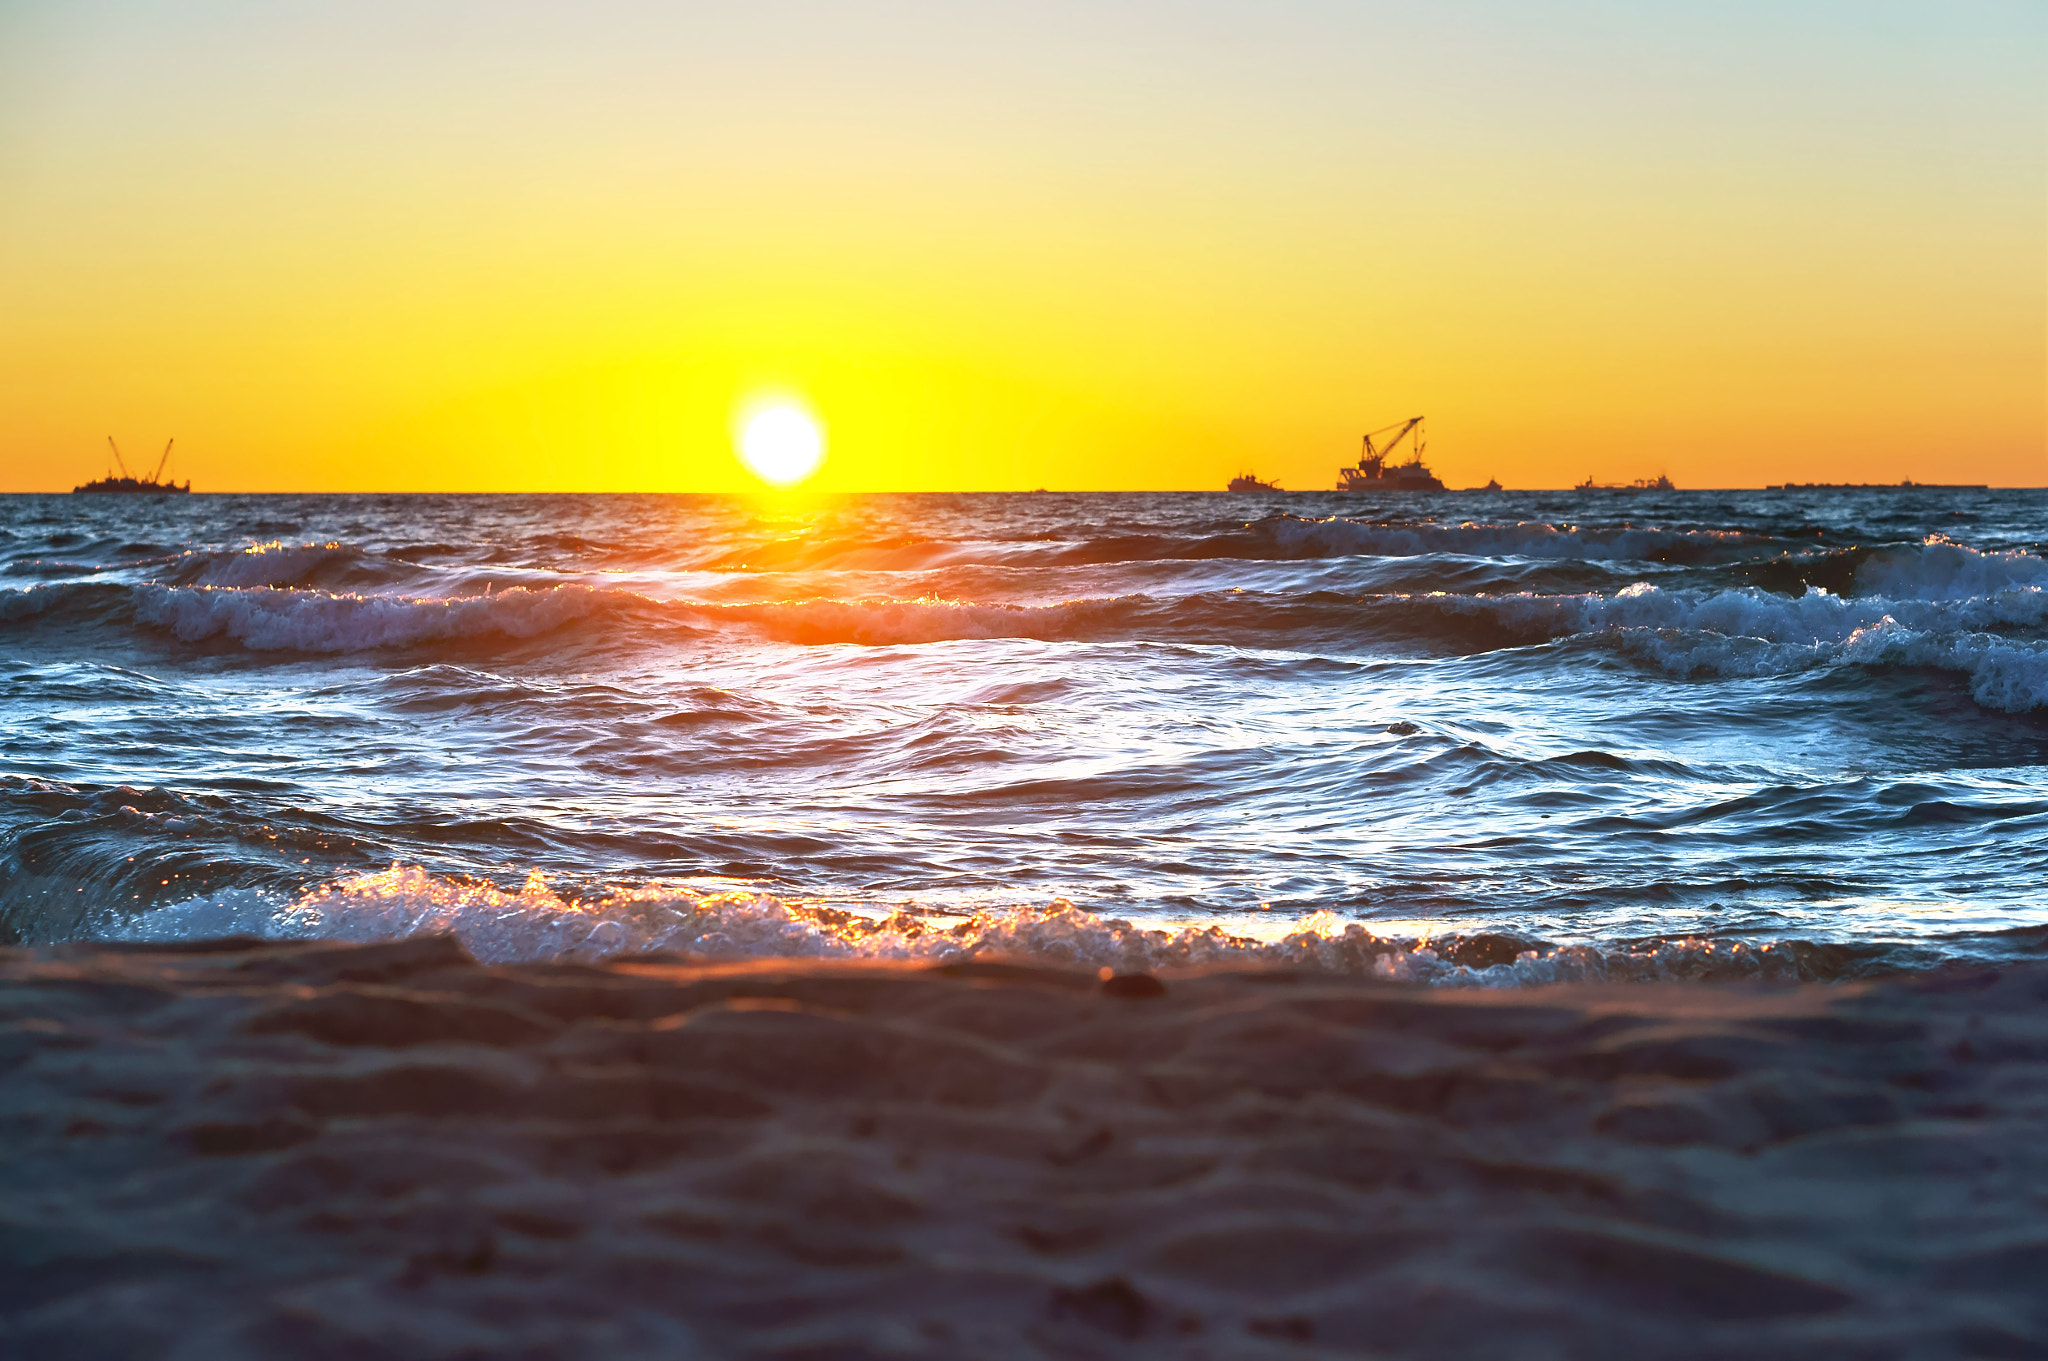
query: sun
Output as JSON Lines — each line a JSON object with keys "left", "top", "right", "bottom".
{"left": 736, "top": 402, "right": 825, "bottom": 487}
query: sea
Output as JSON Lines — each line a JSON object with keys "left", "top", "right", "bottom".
{"left": 3, "top": 487, "right": 2045, "bottom": 985}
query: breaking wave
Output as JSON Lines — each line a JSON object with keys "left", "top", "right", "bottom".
{"left": 1853, "top": 536, "right": 2048, "bottom": 600}
{"left": 93, "top": 863, "right": 1891, "bottom": 986}
{"left": 130, "top": 582, "right": 662, "bottom": 651}
{"left": 8, "top": 573, "right": 2046, "bottom": 711}
{"left": 1434, "top": 582, "right": 2048, "bottom": 709}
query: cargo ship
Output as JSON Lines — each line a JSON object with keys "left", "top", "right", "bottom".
{"left": 1337, "top": 417, "right": 1443, "bottom": 491}
{"left": 1575, "top": 474, "right": 1675, "bottom": 493}
{"left": 73, "top": 438, "right": 190, "bottom": 495}
{"left": 1227, "top": 473, "right": 1282, "bottom": 492}
{"left": 1766, "top": 480, "right": 1987, "bottom": 491}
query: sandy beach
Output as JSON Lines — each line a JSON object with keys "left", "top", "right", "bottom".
{"left": 5, "top": 936, "right": 2044, "bottom": 1358}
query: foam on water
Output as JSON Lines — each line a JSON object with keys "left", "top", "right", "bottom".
{"left": 6, "top": 488, "right": 2047, "bottom": 979}
{"left": 1856, "top": 535, "right": 2048, "bottom": 599}
{"left": 69, "top": 577, "right": 2046, "bottom": 711}
{"left": 93, "top": 863, "right": 1885, "bottom": 986}
{"left": 130, "top": 581, "right": 653, "bottom": 650}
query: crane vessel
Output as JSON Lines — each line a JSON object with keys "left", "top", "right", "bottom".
{"left": 1338, "top": 417, "right": 1444, "bottom": 491}
{"left": 73, "top": 438, "right": 190, "bottom": 495}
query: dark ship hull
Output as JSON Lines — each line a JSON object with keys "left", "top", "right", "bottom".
{"left": 1337, "top": 465, "right": 1444, "bottom": 491}
{"left": 72, "top": 477, "right": 190, "bottom": 495}
{"left": 1227, "top": 474, "right": 1281, "bottom": 492}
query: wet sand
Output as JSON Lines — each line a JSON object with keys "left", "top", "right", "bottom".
{"left": 3, "top": 937, "right": 2045, "bottom": 1358}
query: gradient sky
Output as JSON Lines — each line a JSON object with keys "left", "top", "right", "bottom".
{"left": 1, "top": 1, "right": 2042, "bottom": 492}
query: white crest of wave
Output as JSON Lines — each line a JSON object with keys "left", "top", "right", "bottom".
{"left": 1459, "top": 582, "right": 2048, "bottom": 710}
{"left": 0, "top": 582, "right": 76, "bottom": 621}
{"left": 1857, "top": 537, "right": 2048, "bottom": 600}
{"left": 188, "top": 541, "right": 358, "bottom": 589}
{"left": 131, "top": 583, "right": 638, "bottom": 651}
{"left": 126, "top": 582, "right": 1137, "bottom": 651}
{"left": 95, "top": 864, "right": 1839, "bottom": 987}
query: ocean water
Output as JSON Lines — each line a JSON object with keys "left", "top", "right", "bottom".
{"left": 3, "top": 488, "right": 2045, "bottom": 984}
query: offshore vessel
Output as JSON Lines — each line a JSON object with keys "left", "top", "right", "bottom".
{"left": 1766, "top": 479, "right": 1987, "bottom": 491}
{"left": 1227, "top": 473, "right": 1282, "bottom": 492}
{"left": 1337, "top": 417, "right": 1443, "bottom": 491}
{"left": 73, "top": 438, "right": 190, "bottom": 495}
{"left": 1574, "top": 474, "right": 1675, "bottom": 493}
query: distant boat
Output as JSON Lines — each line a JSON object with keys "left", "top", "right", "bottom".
{"left": 1338, "top": 417, "right": 1444, "bottom": 491}
{"left": 1228, "top": 473, "right": 1282, "bottom": 492}
{"left": 73, "top": 437, "right": 190, "bottom": 495}
{"left": 1574, "top": 473, "right": 1675, "bottom": 493}
{"left": 1766, "top": 480, "right": 1987, "bottom": 491}
{"left": 1479, "top": 477, "right": 1502, "bottom": 491}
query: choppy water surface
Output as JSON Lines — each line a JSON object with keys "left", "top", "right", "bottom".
{"left": 3, "top": 488, "right": 2045, "bottom": 982}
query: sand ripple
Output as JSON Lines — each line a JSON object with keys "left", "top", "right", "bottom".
{"left": 2, "top": 939, "right": 2044, "bottom": 1357}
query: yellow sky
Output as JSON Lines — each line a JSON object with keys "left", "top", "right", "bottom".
{"left": 1, "top": 2, "right": 2042, "bottom": 492}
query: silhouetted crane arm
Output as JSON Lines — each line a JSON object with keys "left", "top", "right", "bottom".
{"left": 1363, "top": 417, "right": 1423, "bottom": 461}
{"left": 107, "top": 437, "right": 131, "bottom": 479}
{"left": 151, "top": 440, "right": 174, "bottom": 482}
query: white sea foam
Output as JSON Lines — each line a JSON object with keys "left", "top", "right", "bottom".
{"left": 1856, "top": 537, "right": 2048, "bottom": 600}
{"left": 1840, "top": 619, "right": 2048, "bottom": 713}
{"left": 94, "top": 864, "right": 1841, "bottom": 985}
{"left": 102, "top": 579, "right": 2048, "bottom": 709}
{"left": 1437, "top": 582, "right": 2048, "bottom": 709}
{"left": 131, "top": 582, "right": 643, "bottom": 650}
{"left": 1469, "top": 580, "right": 2048, "bottom": 641}
{"left": 125, "top": 582, "right": 1142, "bottom": 651}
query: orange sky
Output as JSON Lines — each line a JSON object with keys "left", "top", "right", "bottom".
{"left": 1, "top": 2, "right": 2042, "bottom": 492}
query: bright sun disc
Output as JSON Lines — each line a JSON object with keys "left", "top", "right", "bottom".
{"left": 737, "top": 405, "right": 825, "bottom": 487}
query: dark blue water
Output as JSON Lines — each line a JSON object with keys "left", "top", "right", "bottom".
{"left": 4, "top": 489, "right": 2045, "bottom": 982}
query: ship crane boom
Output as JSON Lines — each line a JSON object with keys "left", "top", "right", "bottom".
{"left": 151, "top": 439, "right": 174, "bottom": 483}
{"left": 1362, "top": 417, "right": 1424, "bottom": 464}
{"left": 107, "top": 437, "right": 131, "bottom": 479}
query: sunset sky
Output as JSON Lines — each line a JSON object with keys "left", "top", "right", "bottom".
{"left": 1, "top": 1, "right": 2041, "bottom": 492}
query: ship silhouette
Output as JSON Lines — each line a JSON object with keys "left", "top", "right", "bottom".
{"left": 1338, "top": 417, "right": 1443, "bottom": 491}
{"left": 73, "top": 438, "right": 190, "bottom": 495}
{"left": 1574, "top": 474, "right": 1675, "bottom": 493}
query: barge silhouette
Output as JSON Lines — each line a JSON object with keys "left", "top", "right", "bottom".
{"left": 73, "top": 438, "right": 189, "bottom": 495}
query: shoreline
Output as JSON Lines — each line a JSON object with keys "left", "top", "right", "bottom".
{"left": 5, "top": 936, "right": 2043, "bottom": 1357}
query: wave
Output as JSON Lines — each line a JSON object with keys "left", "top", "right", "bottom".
{"left": 1024, "top": 516, "right": 1773, "bottom": 568}
{"left": 1462, "top": 580, "right": 2048, "bottom": 642}
{"left": 1739, "top": 538, "right": 2048, "bottom": 601}
{"left": 92, "top": 863, "right": 1898, "bottom": 985}
{"left": 1436, "top": 583, "right": 2048, "bottom": 710}
{"left": 0, "top": 580, "right": 129, "bottom": 625}
{"left": 1227, "top": 515, "right": 1764, "bottom": 565}
{"left": 115, "top": 583, "right": 1135, "bottom": 652}
{"left": 686, "top": 515, "right": 1777, "bottom": 573}
{"left": 1854, "top": 537, "right": 2048, "bottom": 600}
{"left": 176, "top": 540, "right": 364, "bottom": 588}
{"left": 128, "top": 582, "right": 664, "bottom": 651}
{"left": 14, "top": 571, "right": 2048, "bottom": 709}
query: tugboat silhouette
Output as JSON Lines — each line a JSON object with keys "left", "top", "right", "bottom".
{"left": 72, "top": 437, "right": 191, "bottom": 495}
